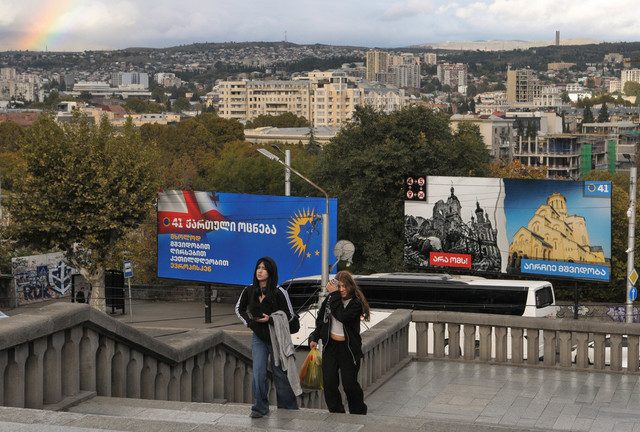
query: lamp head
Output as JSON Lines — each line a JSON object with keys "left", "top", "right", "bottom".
{"left": 257, "top": 148, "right": 281, "bottom": 162}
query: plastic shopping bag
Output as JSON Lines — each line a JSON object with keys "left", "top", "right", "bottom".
{"left": 299, "top": 347, "right": 323, "bottom": 389}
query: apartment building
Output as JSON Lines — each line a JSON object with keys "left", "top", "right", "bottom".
{"left": 248, "top": 80, "right": 311, "bottom": 120}
{"left": 621, "top": 69, "right": 640, "bottom": 94}
{"left": 581, "top": 121, "right": 640, "bottom": 166}
{"left": 0, "top": 67, "right": 43, "bottom": 102}
{"left": 450, "top": 114, "right": 514, "bottom": 158}
{"left": 312, "top": 81, "right": 360, "bottom": 127}
{"left": 423, "top": 53, "right": 437, "bottom": 66}
{"left": 359, "top": 83, "right": 406, "bottom": 113}
{"left": 218, "top": 81, "right": 248, "bottom": 120}
{"left": 366, "top": 50, "right": 390, "bottom": 82}
{"left": 110, "top": 72, "right": 149, "bottom": 89}
{"left": 609, "top": 79, "right": 622, "bottom": 93}
{"left": 533, "top": 86, "right": 562, "bottom": 108}
{"left": 506, "top": 68, "right": 541, "bottom": 103}
{"left": 155, "top": 73, "right": 183, "bottom": 88}
{"left": 436, "top": 63, "right": 468, "bottom": 90}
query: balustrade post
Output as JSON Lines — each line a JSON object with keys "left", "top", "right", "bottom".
{"left": 79, "top": 328, "right": 99, "bottom": 392}
{"left": 25, "top": 338, "right": 47, "bottom": 408}
{"left": 0, "top": 350, "right": 7, "bottom": 406}
{"left": 511, "top": 328, "right": 524, "bottom": 364}
{"left": 180, "top": 358, "right": 194, "bottom": 401}
{"left": 433, "top": 323, "right": 445, "bottom": 358}
{"left": 479, "top": 326, "right": 492, "bottom": 361}
{"left": 542, "top": 330, "right": 555, "bottom": 367}
{"left": 5, "top": 344, "right": 29, "bottom": 407}
{"left": 126, "top": 350, "right": 143, "bottom": 399}
{"left": 213, "top": 349, "right": 225, "bottom": 399}
{"left": 610, "top": 334, "right": 623, "bottom": 372}
{"left": 62, "top": 327, "right": 83, "bottom": 398}
{"left": 574, "top": 333, "right": 589, "bottom": 369}
{"left": 111, "top": 344, "right": 130, "bottom": 398}
{"left": 495, "top": 327, "right": 507, "bottom": 363}
{"left": 557, "top": 331, "right": 571, "bottom": 368}
{"left": 141, "top": 356, "right": 157, "bottom": 399}
{"left": 234, "top": 361, "right": 245, "bottom": 403}
{"left": 628, "top": 335, "right": 639, "bottom": 372}
{"left": 526, "top": 329, "right": 539, "bottom": 365}
{"left": 168, "top": 364, "right": 181, "bottom": 401}
{"left": 43, "top": 332, "right": 64, "bottom": 405}
{"left": 96, "top": 338, "right": 114, "bottom": 396}
{"left": 416, "top": 322, "right": 428, "bottom": 358}
{"left": 192, "top": 353, "right": 205, "bottom": 402}
{"left": 449, "top": 324, "right": 461, "bottom": 359}
{"left": 155, "top": 362, "right": 170, "bottom": 400}
{"left": 464, "top": 325, "right": 476, "bottom": 360}
{"left": 593, "top": 334, "right": 606, "bottom": 370}
{"left": 203, "top": 349, "right": 214, "bottom": 402}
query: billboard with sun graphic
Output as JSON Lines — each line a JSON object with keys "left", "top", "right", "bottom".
{"left": 156, "top": 190, "right": 338, "bottom": 285}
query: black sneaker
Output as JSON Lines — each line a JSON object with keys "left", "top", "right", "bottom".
{"left": 249, "top": 411, "right": 264, "bottom": 418}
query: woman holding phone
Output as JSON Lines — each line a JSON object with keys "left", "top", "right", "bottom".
{"left": 308, "top": 270, "right": 370, "bottom": 415}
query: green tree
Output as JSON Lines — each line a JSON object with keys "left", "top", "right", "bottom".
{"left": 124, "top": 98, "right": 164, "bottom": 114}
{"left": 597, "top": 102, "right": 610, "bottom": 123}
{"left": 314, "top": 107, "right": 490, "bottom": 273}
{"left": 582, "top": 105, "right": 595, "bottom": 124}
{"left": 0, "top": 121, "right": 25, "bottom": 191}
{"left": 489, "top": 160, "right": 547, "bottom": 179}
{"left": 623, "top": 81, "right": 640, "bottom": 97}
{"left": 7, "top": 115, "right": 160, "bottom": 311}
{"left": 173, "top": 97, "right": 190, "bottom": 112}
{"left": 245, "top": 112, "right": 310, "bottom": 129}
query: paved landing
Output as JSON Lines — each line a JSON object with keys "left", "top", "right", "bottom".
{"left": 369, "top": 360, "right": 640, "bottom": 432}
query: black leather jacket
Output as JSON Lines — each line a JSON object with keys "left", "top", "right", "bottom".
{"left": 309, "top": 291, "right": 364, "bottom": 362}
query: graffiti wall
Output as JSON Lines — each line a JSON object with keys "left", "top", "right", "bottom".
{"left": 11, "top": 252, "right": 76, "bottom": 306}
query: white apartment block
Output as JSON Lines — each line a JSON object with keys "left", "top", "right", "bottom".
{"left": 533, "top": 85, "right": 562, "bottom": 108}
{"left": 437, "top": 63, "right": 468, "bottom": 89}
{"left": 248, "top": 80, "right": 311, "bottom": 120}
{"left": 423, "top": 53, "right": 437, "bottom": 65}
{"left": 312, "top": 82, "right": 361, "bottom": 127}
{"left": 110, "top": 72, "right": 149, "bottom": 89}
{"left": 621, "top": 69, "right": 640, "bottom": 94}
{"left": 218, "top": 81, "right": 248, "bottom": 120}
{"left": 475, "top": 91, "right": 508, "bottom": 114}
{"left": 609, "top": 79, "right": 622, "bottom": 93}
{"left": 359, "top": 83, "right": 406, "bottom": 113}
{"left": 395, "top": 64, "right": 421, "bottom": 89}
{"left": 0, "top": 68, "right": 42, "bottom": 102}
{"left": 155, "top": 73, "right": 183, "bottom": 88}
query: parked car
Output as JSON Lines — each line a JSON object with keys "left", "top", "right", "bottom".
{"left": 571, "top": 335, "right": 629, "bottom": 367}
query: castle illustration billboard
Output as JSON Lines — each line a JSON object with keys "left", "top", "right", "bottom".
{"left": 404, "top": 176, "right": 611, "bottom": 282}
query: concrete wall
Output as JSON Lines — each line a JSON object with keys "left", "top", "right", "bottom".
{"left": 0, "top": 275, "right": 15, "bottom": 309}
{"left": 0, "top": 303, "right": 412, "bottom": 410}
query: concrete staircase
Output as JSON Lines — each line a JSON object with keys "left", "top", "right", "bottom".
{"left": 0, "top": 396, "right": 541, "bottom": 432}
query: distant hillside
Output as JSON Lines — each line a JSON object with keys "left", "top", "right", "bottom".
{"left": 414, "top": 38, "right": 600, "bottom": 51}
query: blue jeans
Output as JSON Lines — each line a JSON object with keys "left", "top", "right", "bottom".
{"left": 251, "top": 334, "right": 298, "bottom": 415}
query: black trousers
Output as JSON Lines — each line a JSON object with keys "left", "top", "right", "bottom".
{"left": 322, "top": 339, "right": 367, "bottom": 415}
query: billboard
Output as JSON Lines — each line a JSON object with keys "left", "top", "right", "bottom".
{"left": 157, "top": 190, "right": 338, "bottom": 285}
{"left": 12, "top": 252, "right": 76, "bottom": 305}
{"left": 404, "top": 176, "right": 611, "bottom": 281}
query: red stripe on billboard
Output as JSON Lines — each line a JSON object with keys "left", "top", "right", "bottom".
{"left": 429, "top": 252, "right": 472, "bottom": 269}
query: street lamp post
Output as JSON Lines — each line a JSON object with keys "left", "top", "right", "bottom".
{"left": 257, "top": 148, "right": 330, "bottom": 299}
{"left": 271, "top": 145, "right": 291, "bottom": 196}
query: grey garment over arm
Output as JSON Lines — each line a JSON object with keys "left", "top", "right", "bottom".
{"left": 269, "top": 310, "right": 302, "bottom": 396}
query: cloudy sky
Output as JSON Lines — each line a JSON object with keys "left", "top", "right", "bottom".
{"left": 0, "top": 0, "right": 639, "bottom": 51}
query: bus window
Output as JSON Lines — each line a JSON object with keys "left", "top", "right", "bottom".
{"left": 535, "top": 286, "right": 554, "bottom": 308}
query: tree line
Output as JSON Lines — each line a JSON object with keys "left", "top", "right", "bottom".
{"left": 0, "top": 107, "right": 637, "bottom": 309}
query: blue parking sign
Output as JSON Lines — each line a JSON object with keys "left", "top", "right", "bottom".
{"left": 123, "top": 260, "right": 133, "bottom": 279}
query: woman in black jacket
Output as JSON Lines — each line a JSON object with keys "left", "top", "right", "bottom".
{"left": 235, "top": 256, "right": 298, "bottom": 418}
{"left": 309, "top": 270, "right": 370, "bottom": 415}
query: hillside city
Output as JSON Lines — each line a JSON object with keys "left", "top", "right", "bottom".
{"left": 1, "top": 39, "right": 640, "bottom": 179}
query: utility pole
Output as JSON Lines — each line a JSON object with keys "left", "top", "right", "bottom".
{"left": 626, "top": 165, "right": 637, "bottom": 323}
{"left": 285, "top": 149, "right": 291, "bottom": 196}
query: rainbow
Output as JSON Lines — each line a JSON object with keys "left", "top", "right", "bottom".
{"left": 19, "top": 0, "right": 77, "bottom": 51}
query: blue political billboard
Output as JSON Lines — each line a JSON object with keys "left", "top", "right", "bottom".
{"left": 157, "top": 190, "right": 338, "bottom": 285}
{"left": 405, "top": 176, "right": 611, "bottom": 282}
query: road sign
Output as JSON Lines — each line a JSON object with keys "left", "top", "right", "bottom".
{"left": 631, "top": 287, "right": 638, "bottom": 302}
{"left": 630, "top": 268, "right": 639, "bottom": 286}
{"left": 123, "top": 260, "right": 133, "bottom": 279}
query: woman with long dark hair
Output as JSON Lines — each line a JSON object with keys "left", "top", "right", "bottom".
{"left": 235, "top": 256, "right": 299, "bottom": 418}
{"left": 309, "top": 270, "right": 370, "bottom": 415}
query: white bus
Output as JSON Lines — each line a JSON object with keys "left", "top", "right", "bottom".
{"left": 282, "top": 272, "right": 555, "bottom": 318}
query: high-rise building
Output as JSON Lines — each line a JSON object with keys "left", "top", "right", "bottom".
{"left": 312, "top": 82, "right": 361, "bottom": 127}
{"left": 621, "top": 69, "right": 640, "bottom": 94}
{"left": 110, "top": 72, "right": 149, "bottom": 89}
{"left": 366, "top": 50, "right": 390, "bottom": 82}
{"left": 423, "top": 53, "right": 437, "bottom": 65}
{"left": 437, "top": 63, "right": 468, "bottom": 89}
{"left": 555, "top": 31, "right": 560, "bottom": 46}
{"left": 506, "top": 68, "right": 541, "bottom": 103}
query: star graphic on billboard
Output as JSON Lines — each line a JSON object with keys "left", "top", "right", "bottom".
{"left": 287, "top": 208, "right": 318, "bottom": 256}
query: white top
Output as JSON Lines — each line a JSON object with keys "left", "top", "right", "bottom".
{"left": 330, "top": 298, "right": 351, "bottom": 337}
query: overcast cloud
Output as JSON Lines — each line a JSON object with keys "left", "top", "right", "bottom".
{"left": 0, "top": 0, "right": 639, "bottom": 51}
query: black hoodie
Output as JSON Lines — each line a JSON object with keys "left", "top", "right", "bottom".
{"left": 235, "top": 256, "right": 294, "bottom": 343}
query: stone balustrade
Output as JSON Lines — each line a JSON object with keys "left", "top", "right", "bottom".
{"left": 0, "top": 303, "right": 412, "bottom": 410}
{"left": 413, "top": 311, "right": 640, "bottom": 373}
